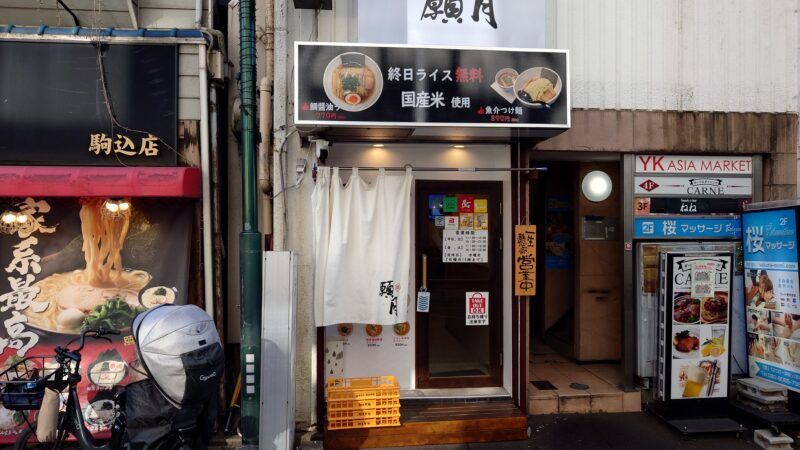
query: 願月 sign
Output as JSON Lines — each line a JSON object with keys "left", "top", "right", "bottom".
{"left": 466, "top": 291, "right": 488, "bottom": 325}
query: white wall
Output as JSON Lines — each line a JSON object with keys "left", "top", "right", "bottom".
{"left": 548, "top": 0, "right": 800, "bottom": 113}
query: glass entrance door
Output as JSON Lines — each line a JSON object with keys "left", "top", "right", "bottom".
{"left": 415, "top": 181, "right": 503, "bottom": 388}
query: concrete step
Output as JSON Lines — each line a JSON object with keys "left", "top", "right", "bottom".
{"left": 529, "top": 390, "right": 641, "bottom": 414}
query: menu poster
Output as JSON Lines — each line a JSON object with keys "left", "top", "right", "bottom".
{"left": 295, "top": 42, "right": 569, "bottom": 128}
{"left": 663, "top": 253, "right": 732, "bottom": 402}
{"left": 742, "top": 208, "right": 800, "bottom": 391}
{"left": 0, "top": 198, "right": 192, "bottom": 443}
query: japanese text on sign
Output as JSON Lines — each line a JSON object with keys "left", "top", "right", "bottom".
{"left": 465, "top": 291, "right": 489, "bottom": 326}
{"left": 443, "top": 229, "right": 488, "bottom": 263}
{"left": 421, "top": 0, "right": 498, "bottom": 28}
{"left": 514, "top": 225, "right": 537, "bottom": 296}
{"left": 89, "top": 133, "right": 160, "bottom": 157}
{"left": 0, "top": 198, "right": 56, "bottom": 356}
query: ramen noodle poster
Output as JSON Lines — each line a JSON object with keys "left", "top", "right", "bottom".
{"left": 667, "top": 254, "right": 731, "bottom": 400}
{"left": 0, "top": 197, "right": 192, "bottom": 441}
{"left": 742, "top": 207, "right": 800, "bottom": 391}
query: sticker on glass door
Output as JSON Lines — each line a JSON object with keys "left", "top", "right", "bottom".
{"left": 466, "top": 292, "right": 489, "bottom": 326}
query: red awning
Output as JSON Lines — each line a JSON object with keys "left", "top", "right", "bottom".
{"left": 0, "top": 167, "right": 201, "bottom": 198}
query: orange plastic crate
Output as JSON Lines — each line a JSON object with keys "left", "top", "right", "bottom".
{"left": 328, "top": 406, "right": 401, "bottom": 420}
{"left": 327, "top": 396, "right": 401, "bottom": 412}
{"left": 327, "top": 415, "right": 401, "bottom": 430}
{"left": 326, "top": 376, "right": 400, "bottom": 402}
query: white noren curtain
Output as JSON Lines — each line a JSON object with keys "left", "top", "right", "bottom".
{"left": 312, "top": 167, "right": 413, "bottom": 327}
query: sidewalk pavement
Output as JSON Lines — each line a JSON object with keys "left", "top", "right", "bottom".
{"left": 368, "top": 412, "right": 760, "bottom": 450}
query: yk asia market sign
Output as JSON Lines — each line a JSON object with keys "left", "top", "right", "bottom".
{"left": 514, "top": 225, "right": 536, "bottom": 296}
{"left": 636, "top": 155, "right": 753, "bottom": 175}
{"left": 295, "top": 42, "right": 569, "bottom": 128}
{"left": 0, "top": 198, "right": 192, "bottom": 442}
{"left": 742, "top": 207, "right": 800, "bottom": 392}
{"left": 0, "top": 41, "right": 177, "bottom": 166}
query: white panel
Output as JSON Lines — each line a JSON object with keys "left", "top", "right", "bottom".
{"left": 138, "top": 8, "right": 195, "bottom": 28}
{"left": 261, "top": 252, "right": 297, "bottom": 450}
{"left": 178, "top": 52, "right": 199, "bottom": 75}
{"left": 179, "top": 75, "right": 200, "bottom": 99}
{"left": 178, "top": 97, "right": 200, "bottom": 120}
{"left": 555, "top": 0, "right": 799, "bottom": 113}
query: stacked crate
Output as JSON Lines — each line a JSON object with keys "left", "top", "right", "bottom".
{"left": 326, "top": 376, "right": 401, "bottom": 430}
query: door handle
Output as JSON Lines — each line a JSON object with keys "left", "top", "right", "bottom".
{"left": 421, "top": 254, "right": 428, "bottom": 290}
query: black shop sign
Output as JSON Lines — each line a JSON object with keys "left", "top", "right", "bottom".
{"left": 295, "top": 42, "right": 569, "bottom": 128}
{"left": 0, "top": 40, "right": 177, "bottom": 166}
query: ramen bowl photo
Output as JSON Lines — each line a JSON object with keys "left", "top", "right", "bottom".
{"left": 495, "top": 68, "right": 518, "bottom": 90}
{"left": 323, "top": 52, "right": 384, "bottom": 112}
{"left": 514, "top": 67, "right": 562, "bottom": 108}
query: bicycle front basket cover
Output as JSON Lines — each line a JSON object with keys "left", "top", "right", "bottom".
{"left": 132, "top": 304, "right": 223, "bottom": 408}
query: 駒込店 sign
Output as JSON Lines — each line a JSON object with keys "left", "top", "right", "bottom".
{"left": 0, "top": 41, "right": 177, "bottom": 166}
{"left": 742, "top": 207, "right": 800, "bottom": 392}
{"left": 294, "top": 42, "right": 569, "bottom": 128}
{"left": 636, "top": 156, "right": 753, "bottom": 175}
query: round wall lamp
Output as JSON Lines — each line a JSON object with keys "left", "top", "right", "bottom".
{"left": 581, "top": 170, "right": 613, "bottom": 202}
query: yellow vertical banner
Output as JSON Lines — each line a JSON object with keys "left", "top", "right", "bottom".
{"left": 514, "top": 225, "right": 537, "bottom": 296}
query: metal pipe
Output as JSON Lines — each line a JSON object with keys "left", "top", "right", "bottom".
{"left": 195, "top": 0, "right": 203, "bottom": 28}
{"left": 199, "top": 45, "right": 214, "bottom": 321}
{"left": 258, "top": 0, "right": 275, "bottom": 239}
{"left": 238, "top": 0, "right": 262, "bottom": 444}
{"left": 258, "top": 78, "right": 272, "bottom": 236}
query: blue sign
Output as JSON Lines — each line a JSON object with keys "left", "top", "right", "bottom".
{"left": 754, "top": 362, "right": 800, "bottom": 391}
{"left": 742, "top": 208, "right": 798, "bottom": 271}
{"left": 633, "top": 217, "right": 742, "bottom": 239}
{"left": 742, "top": 207, "right": 800, "bottom": 392}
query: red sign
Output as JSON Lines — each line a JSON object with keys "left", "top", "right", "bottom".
{"left": 639, "top": 179, "right": 659, "bottom": 192}
{"left": 469, "top": 293, "right": 486, "bottom": 314}
{"left": 458, "top": 195, "right": 474, "bottom": 213}
{"left": 466, "top": 291, "right": 489, "bottom": 326}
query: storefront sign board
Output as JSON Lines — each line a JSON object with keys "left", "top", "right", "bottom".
{"left": 0, "top": 41, "right": 177, "bottom": 166}
{"left": 514, "top": 225, "right": 536, "bottom": 296}
{"left": 634, "top": 176, "right": 752, "bottom": 197}
{"left": 443, "top": 229, "right": 488, "bottom": 263}
{"left": 0, "top": 197, "right": 192, "bottom": 443}
{"left": 636, "top": 156, "right": 753, "bottom": 175}
{"left": 635, "top": 197, "right": 748, "bottom": 216}
{"left": 660, "top": 253, "right": 732, "bottom": 402}
{"left": 466, "top": 292, "right": 489, "bottom": 326}
{"left": 742, "top": 207, "right": 800, "bottom": 392}
{"left": 295, "top": 42, "right": 569, "bottom": 128}
{"left": 634, "top": 217, "right": 742, "bottom": 239}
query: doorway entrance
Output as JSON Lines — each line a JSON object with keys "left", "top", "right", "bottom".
{"left": 528, "top": 159, "right": 639, "bottom": 413}
{"left": 415, "top": 180, "right": 503, "bottom": 388}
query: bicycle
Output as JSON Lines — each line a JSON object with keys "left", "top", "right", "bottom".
{"left": 1, "top": 327, "right": 196, "bottom": 450}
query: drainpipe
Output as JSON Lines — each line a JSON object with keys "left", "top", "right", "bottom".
{"left": 195, "top": 0, "right": 203, "bottom": 27}
{"left": 259, "top": 0, "right": 274, "bottom": 243}
{"left": 199, "top": 45, "right": 214, "bottom": 322}
{"left": 238, "top": 0, "right": 262, "bottom": 445}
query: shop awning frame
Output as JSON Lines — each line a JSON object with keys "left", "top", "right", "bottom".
{"left": 0, "top": 166, "right": 201, "bottom": 198}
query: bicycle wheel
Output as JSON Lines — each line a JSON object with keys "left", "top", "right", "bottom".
{"left": 13, "top": 421, "right": 80, "bottom": 450}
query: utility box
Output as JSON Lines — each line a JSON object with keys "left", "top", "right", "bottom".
{"left": 260, "top": 252, "right": 298, "bottom": 450}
